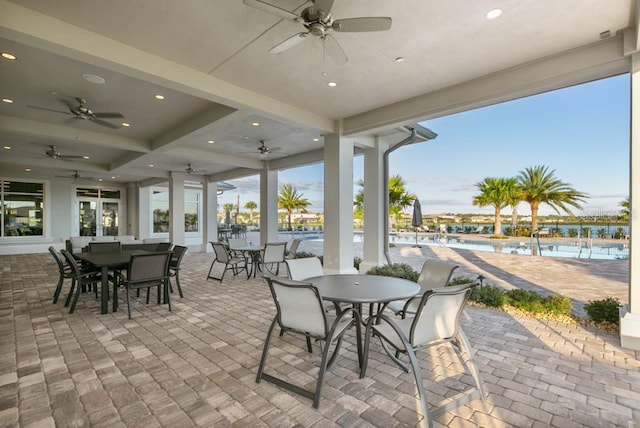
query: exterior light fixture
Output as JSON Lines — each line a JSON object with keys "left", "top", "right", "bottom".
{"left": 486, "top": 8, "right": 502, "bottom": 19}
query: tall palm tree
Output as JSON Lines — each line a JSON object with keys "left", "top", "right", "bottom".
{"left": 353, "top": 174, "right": 416, "bottom": 229}
{"left": 517, "top": 165, "right": 587, "bottom": 231}
{"left": 472, "top": 177, "right": 521, "bottom": 237}
{"left": 278, "top": 184, "right": 310, "bottom": 230}
{"left": 244, "top": 200, "right": 257, "bottom": 224}
{"left": 620, "top": 197, "right": 630, "bottom": 221}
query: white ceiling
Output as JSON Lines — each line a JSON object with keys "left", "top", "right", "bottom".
{"left": 0, "top": 0, "right": 635, "bottom": 184}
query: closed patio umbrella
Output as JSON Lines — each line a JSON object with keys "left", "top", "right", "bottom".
{"left": 225, "top": 209, "right": 231, "bottom": 227}
{"left": 411, "top": 199, "right": 423, "bottom": 248}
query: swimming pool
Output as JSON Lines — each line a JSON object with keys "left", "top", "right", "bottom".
{"left": 367, "top": 233, "right": 629, "bottom": 260}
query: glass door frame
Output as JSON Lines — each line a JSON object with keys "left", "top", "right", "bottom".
{"left": 74, "top": 187, "right": 124, "bottom": 237}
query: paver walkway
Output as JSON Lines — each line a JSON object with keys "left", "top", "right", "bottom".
{"left": 0, "top": 247, "right": 638, "bottom": 427}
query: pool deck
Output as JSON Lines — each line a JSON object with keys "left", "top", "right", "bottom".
{"left": 1, "top": 241, "right": 637, "bottom": 427}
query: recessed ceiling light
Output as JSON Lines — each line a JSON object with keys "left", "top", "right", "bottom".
{"left": 312, "top": 138, "right": 319, "bottom": 142}
{"left": 154, "top": 94, "right": 165, "bottom": 100}
{"left": 3, "top": 145, "right": 11, "bottom": 150}
{"left": 395, "top": 57, "right": 405, "bottom": 63}
{"left": 82, "top": 73, "right": 106, "bottom": 84}
{"left": 98, "top": 178, "right": 103, "bottom": 182}
{"left": 327, "top": 81, "right": 337, "bottom": 87}
{"left": 2, "top": 98, "right": 14, "bottom": 103}
{"left": 252, "top": 122, "right": 260, "bottom": 127}
{"left": 149, "top": 164, "right": 154, "bottom": 167}
{"left": 207, "top": 140, "right": 215, "bottom": 144}
{"left": 1, "top": 52, "right": 16, "bottom": 60}
{"left": 83, "top": 155, "right": 90, "bottom": 159}
{"left": 486, "top": 8, "right": 503, "bottom": 19}
{"left": 25, "top": 168, "right": 31, "bottom": 172}
{"left": 49, "top": 91, "right": 58, "bottom": 96}
{"left": 121, "top": 122, "right": 130, "bottom": 127}
{"left": 111, "top": 176, "right": 116, "bottom": 179}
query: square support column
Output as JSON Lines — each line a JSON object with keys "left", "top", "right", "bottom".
{"left": 621, "top": 53, "right": 640, "bottom": 350}
{"left": 359, "top": 138, "right": 389, "bottom": 273}
{"left": 204, "top": 181, "right": 219, "bottom": 253}
{"left": 169, "top": 173, "right": 186, "bottom": 246}
{"left": 323, "top": 133, "right": 357, "bottom": 274}
{"left": 260, "top": 168, "right": 279, "bottom": 244}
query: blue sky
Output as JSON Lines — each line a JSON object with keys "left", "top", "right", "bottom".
{"left": 219, "top": 74, "right": 630, "bottom": 217}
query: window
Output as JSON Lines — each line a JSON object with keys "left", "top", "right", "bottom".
{"left": 152, "top": 190, "right": 169, "bottom": 233}
{"left": 185, "top": 189, "right": 200, "bottom": 233}
{"left": 1, "top": 180, "right": 44, "bottom": 237}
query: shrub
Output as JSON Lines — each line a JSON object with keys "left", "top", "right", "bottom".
{"left": 470, "top": 285, "right": 505, "bottom": 308}
{"left": 584, "top": 297, "right": 621, "bottom": 325}
{"left": 366, "top": 263, "right": 419, "bottom": 282}
{"left": 449, "top": 276, "right": 477, "bottom": 286}
{"left": 505, "top": 289, "right": 545, "bottom": 313}
{"left": 543, "top": 295, "right": 573, "bottom": 317}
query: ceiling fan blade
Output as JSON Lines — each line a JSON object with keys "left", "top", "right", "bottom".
{"left": 313, "top": 0, "right": 334, "bottom": 15}
{"left": 26, "top": 105, "right": 72, "bottom": 115}
{"left": 332, "top": 17, "right": 392, "bottom": 32}
{"left": 270, "top": 32, "right": 309, "bottom": 54}
{"left": 243, "top": 0, "right": 301, "bottom": 22}
{"left": 323, "top": 34, "right": 348, "bottom": 64}
{"left": 93, "top": 112, "right": 124, "bottom": 119}
{"left": 92, "top": 118, "right": 120, "bottom": 129}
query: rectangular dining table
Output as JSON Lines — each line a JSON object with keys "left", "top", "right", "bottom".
{"left": 305, "top": 274, "right": 420, "bottom": 368}
{"left": 75, "top": 250, "right": 147, "bottom": 314}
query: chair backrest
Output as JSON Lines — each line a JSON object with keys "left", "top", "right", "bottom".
{"left": 287, "top": 238, "right": 301, "bottom": 256}
{"left": 88, "top": 241, "right": 122, "bottom": 253}
{"left": 410, "top": 283, "right": 473, "bottom": 347}
{"left": 211, "top": 242, "right": 230, "bottom": 262}
{"left": 155, "top": 242, "right": 173, "bottom": 251}
{"left": 263, "top": 242, "right": 286, "bottom": 263}
{"left": 264, "top": 276, "right": 328, "bottom": 338}
{"left": 128, "top": 252, "right": 172, "bottom": 285}
{"left": 286, "top": 257, "right": 324, "bottom": 281}
{"left": 171, "top": 245, "right": 188, "bottom": 268}
{"left": 60, "top": 249, "right": 81, "bottom": 277}
{"left": 49, "top": 246, "right": 65, "bottom": 273}
{"left": 416, "top": 260, "right": 458, "bottom": 295}
{"left": 228, "top": 238, "right": 247, "bottom": 249}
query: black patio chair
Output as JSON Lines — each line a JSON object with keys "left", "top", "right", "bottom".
{"left": 169, "top": 245, "right": 187, "bottom": 297}
{"left": 49, "top": 246, "right": 72, "bottom": 304}
{"left": 117, "top": 252, "right": 173, "bottom": 319}
{"left": 60, "top": 249, "right": 101, "bottom": 314}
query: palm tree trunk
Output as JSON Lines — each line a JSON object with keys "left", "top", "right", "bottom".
{"left": 494, "top": 206, "right": 503, "bottom": 237}
{"left": 530, "top": 202, "right": 540, "bottom": 232}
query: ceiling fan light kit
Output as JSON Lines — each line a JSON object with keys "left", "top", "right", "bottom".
{"left": 27, "top": 97, "right": 124, "bottom": 129}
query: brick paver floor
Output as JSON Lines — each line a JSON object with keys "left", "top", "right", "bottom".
{"left": 1, "top": 248, "right": 638, "bottom": 427}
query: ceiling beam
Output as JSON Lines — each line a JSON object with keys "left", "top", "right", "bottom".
{"left": 342, "top": 36, "right": 630, "bottom": 135}
{"left": 162, "top": 147, "right": 263, "bottom": 170}
{"left": 0, "top": 114, "right": 150, "bottom": 152}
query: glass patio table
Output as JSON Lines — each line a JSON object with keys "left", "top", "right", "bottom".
{"left": 306, "top": 274, "right": 420, "bottom": 368}
{"left": 229, "top": 244, "right": 265, "bottom": 278}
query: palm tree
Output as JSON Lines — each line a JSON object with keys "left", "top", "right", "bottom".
{"left": 517, "top": 165, "right": 587, "bottom": 231}
{"left": 472, "top": 177, "right": 521, "bottom": 237}
{"left": 278, "top": 184, "right": 310, "bottom": 230}
{"left": 620, "top": 197, "right": 630, "bottom": 221}
{"left": 354, "top": 174, "right": 416, "bottom": 229}
{"left": 244, "top": 200, "right": 257, "bottom": 224}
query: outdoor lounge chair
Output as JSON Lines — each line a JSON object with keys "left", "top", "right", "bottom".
{"left": 256, "top": 276, "right": 358, "bottom": 408}
{"left": 361, "top": 283, "right": 486, "bottom": 428}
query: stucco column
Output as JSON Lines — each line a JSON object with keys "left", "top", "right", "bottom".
{"left": 126, "top": 182, "right": 139, "bottom": 238}
{"left": 621, "top": 52, "right": 640, "bottom": 350}
{"left": 359, "top": 137, "right": 389, "bottom": 273}
{"left": 323, "top": 133, "right": 357, "bottom": 274}
{"left": 169, "top": 172, "right": 186, "bottom": 246}
{"left": 260, "top": 168, "right": 279, "bottom": 244}
{"left": 204, "top": 180, "right": 219, "bottom": 253}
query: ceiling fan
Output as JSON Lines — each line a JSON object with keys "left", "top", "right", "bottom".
{"left": 243, "top": 0, "right": 392, "bottom": 63}
{"left": 44, "top": 145, "right": 85, "bottom": 161}
{"left": 252, "top": 139, "right": 282, "bottom": 156}
{"left": 55, "top": 170, "right": 96, "bottom": 181}
{"left": 184, "top": 164, "right": 207, "bottom": 175}
{"left": 27, "top": 97, "right": 124, "bottom": 129}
